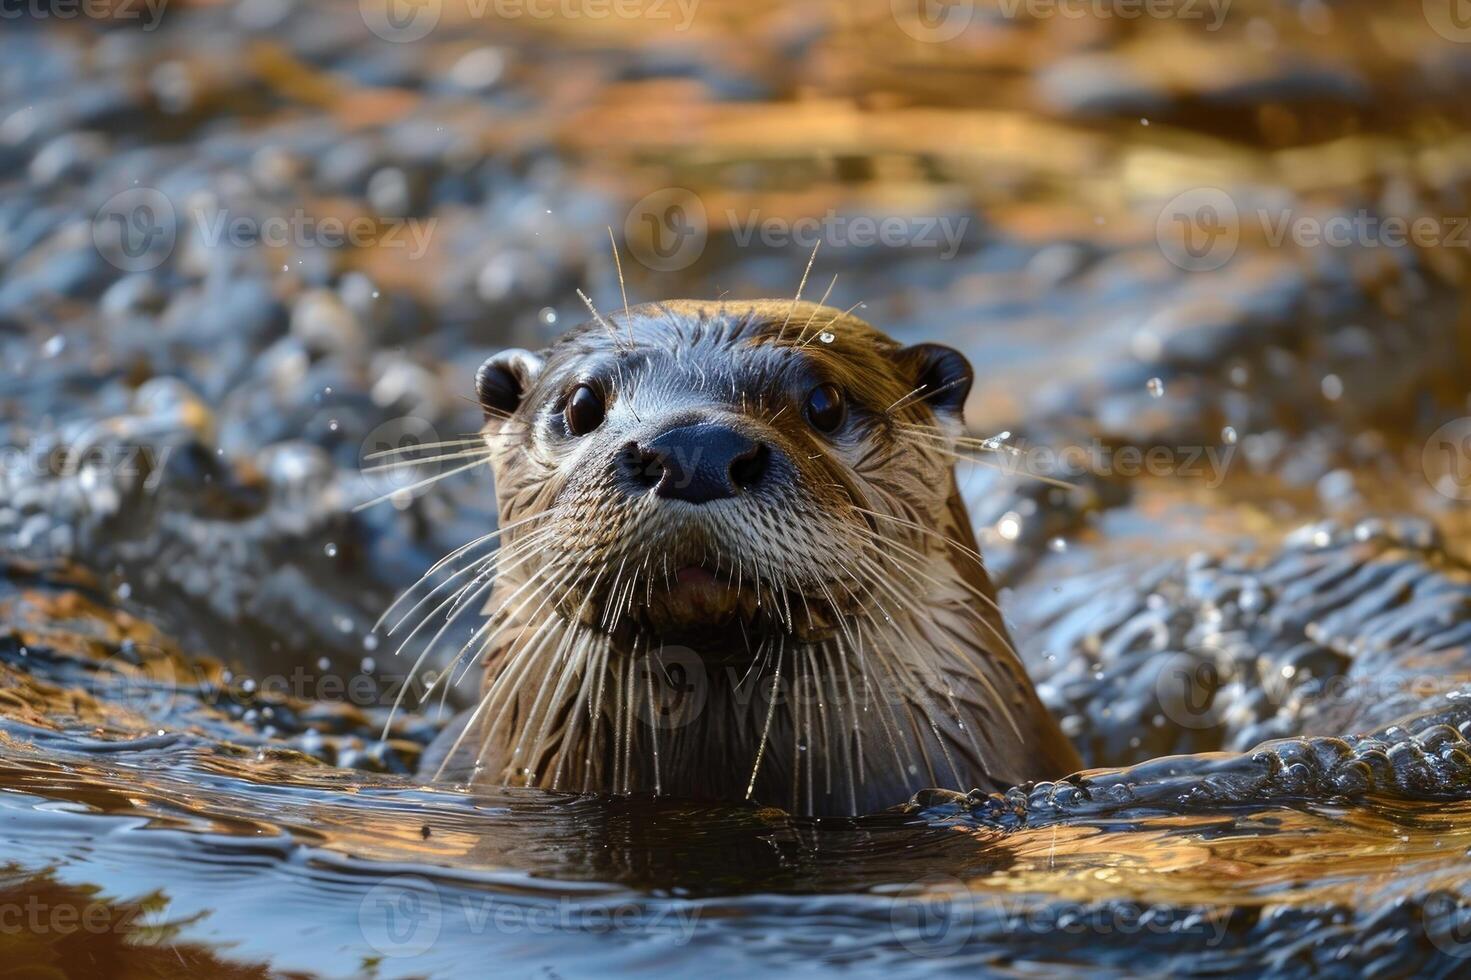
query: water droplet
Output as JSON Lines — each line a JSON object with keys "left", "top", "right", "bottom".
{"left": 1146, "top": 377, "right": 1164, "bottom": 397}
{"left": 323, "top": 542, "right": 338, "bottom": 557}
{"left": 363, "top": 633, "right": 379, "bottom": 651}
{"left": 1321, "top": 373, "right": 1343, "bottom": 401}
{"left": 818, "top": 331, "right": 835, "bottom": 344}
{"left": 1221, "top": 425, "right": 1238, "bottom": 444}
{"left": 538, "top": 307, "right": 558, "bottom": 326}
{"left": 1048, "top": 537, "right": 1067, "bottom": 553}
{"left": 328, "top": 419, "right": 339, "bottom": 432}
{"left": 361, "top": 657, "right": 377, "bottom": 673}
{"left": 997, "top": 512, "right": 1022, "bottom": 541}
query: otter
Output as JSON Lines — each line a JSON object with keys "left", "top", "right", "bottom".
{"left": 419, "top": 299, "right": 1081, "bottom": 816}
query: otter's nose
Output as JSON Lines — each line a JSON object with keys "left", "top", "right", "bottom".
{"left": 635, "top": 423, "right": 770, "bottom": 503}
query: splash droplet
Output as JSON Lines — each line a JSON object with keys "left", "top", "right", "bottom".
{"left": 1221, "top": 426, "right": 1238, "bottom": 444}
{"left": 818, "top": 331, "right": 835, "bottom": 344}
{"left": 1146, "top": 377, "right": 1164, "bottom": 398}
{"left": 323, "top": 542, "right": 338, "bottom": 557}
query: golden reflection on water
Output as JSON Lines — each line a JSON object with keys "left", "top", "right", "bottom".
{"left": 973, "top": 802, "right": 1471, "bottom": 911}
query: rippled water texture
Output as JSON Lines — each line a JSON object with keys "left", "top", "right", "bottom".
{"left": 3, "top": 1, "right": 1471, "bottom": 976}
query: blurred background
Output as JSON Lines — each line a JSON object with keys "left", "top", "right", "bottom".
{"left": 3, "top": 0, "right": 1470, "bottom": 675}
{"left": 2, "top": 1, "right": 1471, "bottom": 975}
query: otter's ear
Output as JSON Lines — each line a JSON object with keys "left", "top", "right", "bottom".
{"left": 476, "top": 348, "right": 545, "bottom": 418}
{"left": 900, "top": 343, "right": 973, "bottom": 418}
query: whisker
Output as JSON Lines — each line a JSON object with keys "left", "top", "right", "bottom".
{"left": 607, "top": 226, "right": 634, "bottom": 348}
{"left": 778, "top": 240, "right": 821, "bottom": 341}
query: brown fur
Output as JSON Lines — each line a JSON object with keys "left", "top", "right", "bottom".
{"left": 423, "top": 300, "right": 1081, "bottom": 815}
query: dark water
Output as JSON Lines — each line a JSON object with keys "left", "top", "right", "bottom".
{"left": 3, "top": 1, "right": 1471, "bottom": 976}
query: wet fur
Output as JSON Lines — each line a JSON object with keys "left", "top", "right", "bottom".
{"left": 425, "top": 300, "right": 1082, "bottom": 815}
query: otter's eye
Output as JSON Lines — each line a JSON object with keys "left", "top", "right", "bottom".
{"left": 565, "top": 384, "right": 605, "bottom": 436}
{"left": 805, "top": 383, "right": 846, "bottom": 434}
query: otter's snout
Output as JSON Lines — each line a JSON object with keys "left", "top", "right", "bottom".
{"left": 629, "top": 423, "right": 772, "bottom": 504}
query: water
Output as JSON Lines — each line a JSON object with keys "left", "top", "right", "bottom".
{"left": 3, "top": 1, "right": 1471, "bottom": 976}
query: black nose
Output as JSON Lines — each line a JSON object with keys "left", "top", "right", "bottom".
{"left": 633, "top": 423, "right": 770, "bottom": 503}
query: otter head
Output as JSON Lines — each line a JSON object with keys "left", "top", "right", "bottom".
{"left": 475, "top": 300, "right": 971, "bottom": 653}
{"left": 457, "top": 299, "right": 1079, "bottom": 814}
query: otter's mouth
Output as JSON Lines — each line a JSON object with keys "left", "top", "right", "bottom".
{"left": 626, "top": 563, "right": 845, "bottom": 653}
